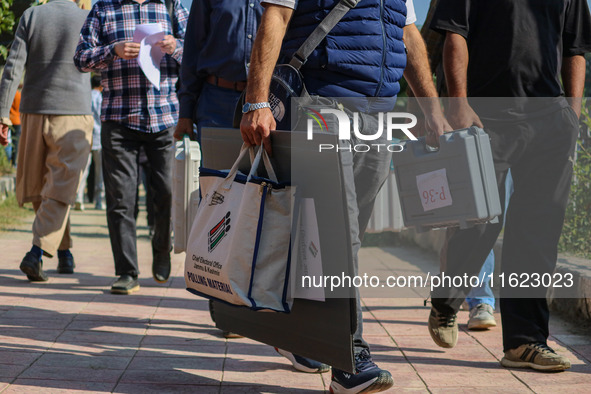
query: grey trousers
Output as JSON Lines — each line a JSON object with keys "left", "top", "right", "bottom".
{"left": 336, "top": 113, "right": 393, "bottom": 355}
{"left": 101, "top": 122, "right": 174, "bottom": 277}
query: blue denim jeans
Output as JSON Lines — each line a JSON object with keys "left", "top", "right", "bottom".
{"left": 466, "top": 170, "right": 514, "bottom": 310}
{"left": 466, "top": 249, "right": 496, "bottom": 309}
{"left": 195, "top": 83, "right": 243, "bottom": 141}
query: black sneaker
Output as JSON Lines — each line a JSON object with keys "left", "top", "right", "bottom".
{"left": 152, "top": 253, "right": 171, "bottom": 283}
{"left": 110, "top": 275, "right": 140, "bottom": 294}
{"left": 20, "top": 252, "right": 48, "bottom": 282}
{"left": 330, "top": 349, "right": 393, "bottom": 394}
{"left": 57, "top": 255, "right": 75, "bottom": 274}
{"left": 275, "top": 348, "right": 330, "bottom": 373}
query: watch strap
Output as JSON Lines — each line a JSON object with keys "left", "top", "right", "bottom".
{"left": 244, "top": 102, "right": 271, "bottom": 113}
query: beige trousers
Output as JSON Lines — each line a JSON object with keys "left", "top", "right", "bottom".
{"left": 17, "top": 114, "right": 93, "bottom": 256}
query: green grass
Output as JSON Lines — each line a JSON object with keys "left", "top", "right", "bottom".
{"left": 0, "top": 147, "right": 13, "bottom": 175}
{"left": 0, "top": 194, "right": 32, "bottom": 231}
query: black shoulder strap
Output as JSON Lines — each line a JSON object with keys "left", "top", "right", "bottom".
{"left": 164, "top": 0, "right": 176, "bottom": 34}
{"left": 289, "top": 0, "right": 360, "bottom": 70}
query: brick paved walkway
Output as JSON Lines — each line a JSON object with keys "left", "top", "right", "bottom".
{"left": 0, "top": 207, "right": 590, "bottom": 393}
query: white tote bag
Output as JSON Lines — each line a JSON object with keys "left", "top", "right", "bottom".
{"left": 185, "top": 144, "right": 296, "bottom": 312}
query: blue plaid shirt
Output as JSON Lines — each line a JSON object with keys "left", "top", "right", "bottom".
{"left": 74, "top": 0, "right": 188, "bottom": 133}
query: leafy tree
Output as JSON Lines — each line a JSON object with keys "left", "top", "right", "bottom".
{"left": 559, "top": 100, "right": 591, "bottom": 258}
{"left": 0, "top": 0, "right": 34, "bottom": 64}
{"left": 0, "top": 0, "right": 16, "bottom": 61}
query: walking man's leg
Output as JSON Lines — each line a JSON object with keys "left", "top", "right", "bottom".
{"left": 142, "top": 126, "right": 174, "bottom": 283}
{"left": 499, "top": 108, "right": 577, "bottom": 371}
{"left": 19, "top": 114, "right": 92, "bottom": 281}
{"left": 102, "top": 122, "right": 142, "bottom": 294}
{"left": 329, "top": 113, "right": 394, "bottom": 394}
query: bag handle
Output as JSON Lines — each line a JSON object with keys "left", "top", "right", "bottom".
{"left": 261, "top": 148, "right": 279, "bottom": 183}
{"left": 220, "top": 144, "right": 279, "bottom": 191}
{"left": 289, "top": 0, "right": 360, "bottom": 70}
{"left": 248, "top": 146, "right": 279, "bottom": 184}
{"left": 221, "top": 143, "right": 252, "bottom": 190}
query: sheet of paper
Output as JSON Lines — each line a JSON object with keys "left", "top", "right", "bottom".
{"left": 291, "top": 198, "right": 325, "bottom": 302}
{"left": 134, "top": 23, "right": 165, "bottom": 89}
{"left": 416, "top": 168, "right": 453, "bottom": 212}
{"left": 133, "top": 23, "right": 162, "bottom": 43}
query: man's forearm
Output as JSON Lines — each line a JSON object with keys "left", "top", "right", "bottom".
{"left": 245, "top": 6, "right": 293, "bottom": 103}
{"left": 403, "top": 24, "right": 438, "bottom": 99}
{"left": 402, "top": 24, "right": 452, "bottom": 141}
{"left": 441, "top": 31, "right": 483, "bottom": 129}
{"left": 562, "top": 55, "right": 586, "bottom": 118}
{"left": 74, "top": 13, "right": 117, "bottom": 72}
{"left": 403, "top": 23, "right": 442, "bottom": 117}
{"left": 443, "top": 32, "right": 469, "bottom": 98}
{"left": 0, "top": 19, "right": 27, "bottom": 118}
{"left": 74, "top": 41, "right": 117, "bottom": 72}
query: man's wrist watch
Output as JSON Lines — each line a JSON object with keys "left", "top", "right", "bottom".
{"left": 242, "top": 102, "right": 271, "bottom": 114}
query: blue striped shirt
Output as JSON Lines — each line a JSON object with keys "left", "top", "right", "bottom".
{"left": 74, "top": 0, "right": 189, "bottom": 133}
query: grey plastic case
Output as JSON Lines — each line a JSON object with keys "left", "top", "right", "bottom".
{"left": 393, "top": 127, "right": 501, "bottom": 231}
{"left": 172, "top": 136, "right": 201, "bottom": 253}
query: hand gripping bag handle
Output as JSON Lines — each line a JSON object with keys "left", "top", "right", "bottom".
{"left": 220, "top": 144, "right": 279, "bottom": 191}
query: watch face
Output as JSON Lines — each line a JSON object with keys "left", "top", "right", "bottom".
{"left": 242, "top": 103, "right": 250, "bottom": 113}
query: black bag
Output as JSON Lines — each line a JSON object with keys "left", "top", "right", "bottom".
{"left": 233, "top": 63, "right": 307, "bottom": 131}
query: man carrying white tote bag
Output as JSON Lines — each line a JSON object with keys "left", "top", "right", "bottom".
{"left": 185, "top": 144, "right": 296, "bottom": 312}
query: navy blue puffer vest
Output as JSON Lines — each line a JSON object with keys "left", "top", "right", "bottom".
{"left": 281, "top": 0, "right": 408, "bottom": 112}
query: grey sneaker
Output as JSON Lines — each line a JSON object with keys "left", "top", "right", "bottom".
{"left": 428, "top": 307, "right": 458, "bottom": 348}
{"left": 110, "top": 275, "right": 140, "bottom": 295}
{"left": 467, "top": 303, "right": 497, "bottom": 330}
{"left": 501, "top": 342, "right": 571, "bottom": 371}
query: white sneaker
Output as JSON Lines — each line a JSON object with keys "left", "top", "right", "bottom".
{"left": 467, "top": 303, "right": 497, "bottom": 330}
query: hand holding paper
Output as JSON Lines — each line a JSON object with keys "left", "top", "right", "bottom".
{"left": 133, "top": 22, "right": 163, "bottom": 44}
{"left": 155, "top": 35, "right": 177, "bottom": 55}
{"left": 133, "top": 23, "right": 166, "bottom": 89}
{"left": 114, "top": 42, "right": 140, "bottom": 60}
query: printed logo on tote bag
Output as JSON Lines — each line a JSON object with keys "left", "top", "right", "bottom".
{"left": 208, "top": 212, "right": 231, "bottom": 252}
